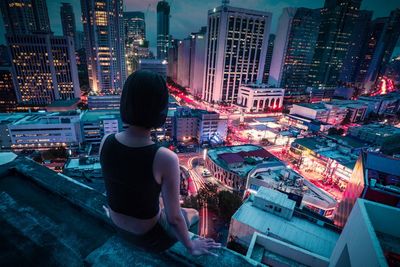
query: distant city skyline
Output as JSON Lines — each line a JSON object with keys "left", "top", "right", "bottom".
{"left": 1, "top": 0, "right": 399, "bottom": 55}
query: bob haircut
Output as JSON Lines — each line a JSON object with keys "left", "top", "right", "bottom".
{"left": 120, "top": 70, "right": 169, "bottom": 129}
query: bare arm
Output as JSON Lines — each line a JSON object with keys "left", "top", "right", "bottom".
{"left": 157, "top": 148, "right": 220, "bottom": 255}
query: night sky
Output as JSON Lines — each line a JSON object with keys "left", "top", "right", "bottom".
{"left": 1, "top": 0, "right": 400, "bottom": 55}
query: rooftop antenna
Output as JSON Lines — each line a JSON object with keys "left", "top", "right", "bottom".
{"left": 222, "top": 0, "right": 229, "bottom": 6}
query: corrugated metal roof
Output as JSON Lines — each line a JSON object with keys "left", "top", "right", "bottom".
{"left": 232, "top": 201, "right": 339, "bottom": 258}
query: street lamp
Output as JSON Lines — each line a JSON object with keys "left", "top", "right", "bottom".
{"left": 203, "top": 148, "right": 208, "bottom": 161}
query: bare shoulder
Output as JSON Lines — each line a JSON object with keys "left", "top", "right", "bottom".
{"left": 99, "top": 133, "right": 113, "bottom": 154}
{"left": 155, "top": 146, "right": 179, "bottom": 166}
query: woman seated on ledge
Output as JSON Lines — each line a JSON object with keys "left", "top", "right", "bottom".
{"left": 100, "top": 70, "right": 220, "bottom": 255}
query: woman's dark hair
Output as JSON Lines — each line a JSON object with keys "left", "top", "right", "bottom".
{"left": 120, "top": 70, "right": 169, "bottom": 129}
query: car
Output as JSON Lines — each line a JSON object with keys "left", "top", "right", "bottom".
{"left": 202, "top": 169, "right": 212, "bottom": 177}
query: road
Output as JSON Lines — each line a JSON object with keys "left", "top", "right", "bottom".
{"left": 266, "top": 145, "right": 344, "bottom": 201}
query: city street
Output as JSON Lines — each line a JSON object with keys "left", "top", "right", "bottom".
{"left": 266, "top": 146, "right": 344, "bottom": 201}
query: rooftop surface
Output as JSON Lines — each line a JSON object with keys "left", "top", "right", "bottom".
{"left": 46, "top": 98, "right": 80, "bottom": 107}
{"left": 249, "top": 166, "right": 337, "bottom": 210}
{"left": 232, "top": 198, "right": 339, "bottom": 258}
{"left": 80, "top": 110, "right": 121, "bottom": 122}
{"left": 208, "top": 145, "right": 277, "bottom": 178}
{"left": 293, "top": 136, "right": 359, "bottom": 169}
{"left": 295, "top": 102, "right": 327, "bottom": 110}
{"left": 0, "top": 154, "right": 260, "bottom": 266}
{"left": 10, "top": 111, "right": 81, "bottom": 125}
{"left": 256, "top": 187, "right": 296, "bottom": 210}
{"left": 349, "top": 123, "right": 400, "bottom": 136}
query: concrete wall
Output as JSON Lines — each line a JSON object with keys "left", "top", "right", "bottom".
{"left": 330, "top": 200, "right": 389, "bottom": 267}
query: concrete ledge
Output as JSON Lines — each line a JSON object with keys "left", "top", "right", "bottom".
{"left": 0, "top": 155, "right": 264, "bottom": 266}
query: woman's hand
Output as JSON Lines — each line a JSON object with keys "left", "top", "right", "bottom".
{"left": 188, "top": 237, "right": 221, "bottom": 256}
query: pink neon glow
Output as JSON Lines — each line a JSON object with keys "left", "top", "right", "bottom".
{"left": 370, "top": 76, "right": 395, "bottom": 96}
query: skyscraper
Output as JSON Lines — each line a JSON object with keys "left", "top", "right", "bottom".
{"left": 8, "top": 34, "right": 80, "bottom": 105}
{"left": 189, "top": 27, "right": 207, "bottom": 98}
{"left": 157, "top": 0, "right": 170, "bottom": 60}
{"left": 309, "top": 0, "right": 362, "bottom": 89}
{"left": 60, "top": 2, "right": 77, "bottom": 45}
{"left": 0, "top": 0, "right": 51, "bottom": 35}
{"left": 177, "top": 38, "right": 191, "bottom": 88}
{"left": 355, "top": 18, "right": 387, "bottom": 89}
{"left": 339, "top": 10, "right": 373, "bottom": 84}
{"left": 124, "top": 11, "right": 149, "bottom": 74}
{"left": 362, "top": 9, "right": 400, "bottom": 92}
{"left": 269, "top": 8, "right": 320, "bottom": 94}
{"left": 203, "top": 5, "right": 272, "bottom": 104}
{"left": 167, "top": 38, "right": 179, "bottom": 81}
{"left": 81, "top": 0, "right": 126, "bottom": 95}
{"left": 262, "top": 34, "right": 275, "bottom": 84}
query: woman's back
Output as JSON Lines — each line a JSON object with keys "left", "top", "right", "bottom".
{"left": 100, "top": 133, "right": 161, "bottom": 220}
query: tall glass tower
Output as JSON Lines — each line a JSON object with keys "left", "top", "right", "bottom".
{"left": 309, "top": 0, "right": 363, "bottom": 89}
{"left": 81, "top": 0, "right": 126, "bottom": 95}
{"left": 157, "top": 1, "right": 170, "bottom": 60}
{"left": 60, "top": 2, "right": 77, "bottom": 45}
{"left": 269, "top": 7, "right": 320, "bottom": 94}
{"left": 0, "top": 0, "right": 51, "bottom": 35}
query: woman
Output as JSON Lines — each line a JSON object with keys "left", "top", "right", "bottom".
{"left": 100, "top": 70, "right": 220, "bottom": 255}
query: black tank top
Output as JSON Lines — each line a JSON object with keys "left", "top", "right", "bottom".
{"left": 100, "top": 134, "right": 162, "bottom": 219}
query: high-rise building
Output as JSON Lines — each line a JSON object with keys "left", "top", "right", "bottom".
{"left": 203, "top": 5, "right": 272, "bottom": 104}
{"left": 362, "top": 9, "right": 400, "bottom": 93}
{"left": 189, "top": 27, "right": 207, "bottom": 98}
{"left": 262, "top": 34, "right": 275, "bottom": 84}
{"left": 60, "top": 2, "right": 77, "bottom": 46}
{"left": 7, "top": 34, "right": 80, "bottom": 105}
{"left": 81, "top": 0, "right": 126, "bottom": 95}
{"left": 124, "top": 11, "right": 149, "bottom": 74}
{"left": 167, "top": 39, "right": 179, "bottom": 81}
{"left": 0, "top": 66, "right": 18, "bottom": 112}
{"left": 75, "top": 30, "right": 85, "bottom": 50}
{"left": 0, "top": 0, "right": 51, "bottom": 34}
{"left": 177, "top": 38, "right": 191, "bottom": 88}
{"left": 339, "top": 10, "right": 372, "bottom": 84}
{"left": 157, "top": 1, "right": 170, "bottom": 60}
{"left": 309, "top": 0, "right": 362, "bottom": 89}
{"left": 269, "top": 8, "right": 320, "bottom": 94}
{"left": 355, "top": 17, "right": 387, "bottom": 88}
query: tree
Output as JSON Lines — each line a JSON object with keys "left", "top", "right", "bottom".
{"left": 327, "top": 127, "right": 339, "bottom": 135}
{"left": 182, "top": 195, "right": 199, "bottom": 210}
{"left": 217, "top": 190, "right": 243, "bottom": 222}
{"left": 197, "top": 183, "right": 219, "bottom": 210}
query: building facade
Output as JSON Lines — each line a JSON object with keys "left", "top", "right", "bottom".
{"left": 81, "top": 0, "right": 126, "bottom": 94}
{"left": 362, "top": 9, "right": 400, "bottom": 93}
{"left": 176, "top": 38, "right": 191, "bottom": 88}
{"left": 138, "top": 59, "right": 167, "bottom": 79}
{"left": 173, "top": 107, "right": 227, "bottom": 144}
{"left": 262, "top": 34, "right": 275, "bottom": 84}
{"left": 236, "top": 84, "right": 284, "bottom": 112}
{"left": 269, "top": 8, "right": 320, "bottom": 94}
{"left": 0, "top": 66, "right": 18, "bottom": 112}
{"left": 156, "top": 1, "right": 170, "bottom": 60}
{"left": 124, "top": 11, "right": 150, "bottom": 74}
{"left": 87, "top": 95, "right": 121, "bottom": 110}
{"left": 8, "top": 111, "right": 82, "bottom": 150}
{"left": 202, "top": 5, "right": 272, "bottom": 104}
{"left": 60, "top": 3, "right": 77, "bottom": 46}
{"left": 309, "top": 0, "right": 362, "bottom": 88}
{"left": 0, "top": 0, "right": 51, "bottom": 35}
{"left": 189, "top": 27, "right": 207, "bottom": 98}
{"left": 334, "top": 152, "right": 400, "bottom": 228}
{"left": 7, "top": 34, "right": 80, "bottom": 105}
